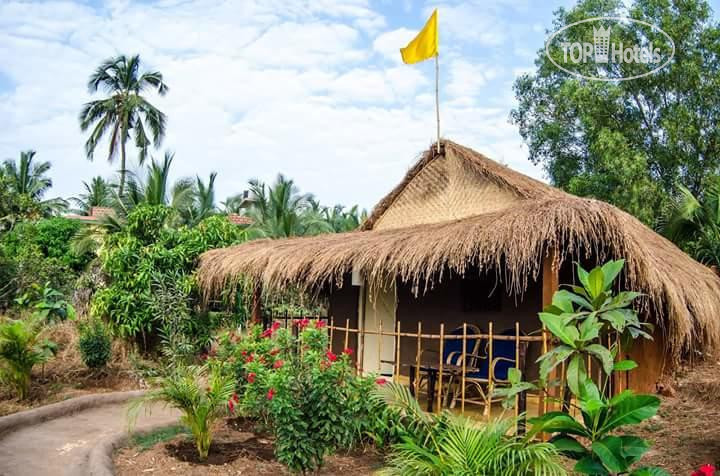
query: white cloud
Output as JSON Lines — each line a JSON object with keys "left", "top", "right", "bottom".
{"left": 373, "top": 28, "right": 416, "bottom": 62}
{"left": 0, "top": 0, "right": 546, "bottom": 211}
{"left": 446, "top": 59, "right": 501, "bottom": 101}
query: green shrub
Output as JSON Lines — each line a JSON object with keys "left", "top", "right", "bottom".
{"left": 0, "top": 315, "right": 57, "bottom": 399}
{"left": 32, "top": 283, "right": 76, "bottom": 323}
{"left": 78, "top": 319, "right": 112, "bottom": 369}
{"left": 375, "top": 382, "right": 565, "bottom": 476}
{"left": 129, "top": 362, "right": 235, "bottom": 461}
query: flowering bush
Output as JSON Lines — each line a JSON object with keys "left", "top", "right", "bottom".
{"left": 693, "top": 465, "right": 716, "bottom": 476}
{"left": 215, "top": 320, "right": 381, "bottom": 473}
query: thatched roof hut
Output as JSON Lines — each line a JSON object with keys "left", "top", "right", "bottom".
{"left": 198, "top": 141, "right": 720, "bottom": 361}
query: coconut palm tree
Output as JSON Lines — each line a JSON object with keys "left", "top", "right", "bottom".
{"left": 244, "top": 174, "right": 331, "bottom": 238}
{"left": 70, "top": 176, "right": 113, "bottom": 215}
{"left": 178, "top": 173, "right": 217, "bottom": 226}
{"left": 121, "top": 151, "right": 194, "bottom": 213}
{"left": 79, "top": 54, "right": 168, "bottom": 195}
{"left": 1, "top": 150, "right": 66, "bottom": 216}
{"left": 661, "top": 182, "right": 720, "bottom": 268}
{"left": 324, "top": 204, "right": 367, "bottom": 232}
{"left": 2, "top": 150, "right": 52, "bottom": 200}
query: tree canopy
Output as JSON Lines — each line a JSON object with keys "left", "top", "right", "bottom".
{"left": 512, "top": 0, "right": 720, "bottom": 225}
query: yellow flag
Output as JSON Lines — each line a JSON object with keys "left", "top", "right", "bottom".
{"left": 400, "top": 9, "right": 438, "bottom": 64}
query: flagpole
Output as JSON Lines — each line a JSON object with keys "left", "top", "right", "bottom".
{"left": 435, "top": 52, "right": 440, "bottom": 154}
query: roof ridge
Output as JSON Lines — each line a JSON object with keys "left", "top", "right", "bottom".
{"left": 361, "top": 139, "right": 564, "bottom": 230}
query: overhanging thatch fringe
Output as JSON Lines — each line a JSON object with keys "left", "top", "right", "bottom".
{"left": 197, "top": 142, "right": 720, "bottom": 360}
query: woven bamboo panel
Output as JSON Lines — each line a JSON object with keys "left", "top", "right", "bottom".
{"left": 373, "top": 149, "right": 521, "bottom": 230}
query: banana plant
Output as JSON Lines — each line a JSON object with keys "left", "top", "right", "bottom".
{"left": 495, "top": 260, "right": 667, "bottom": 475}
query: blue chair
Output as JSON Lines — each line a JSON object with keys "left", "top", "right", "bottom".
{"left": 449, "top": 328, "right": 527, "bottom": 414}
{"left": 410, "top": 324, "right": 483, "bottom": 410}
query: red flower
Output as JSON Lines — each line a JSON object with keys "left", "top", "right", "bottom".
{"left": 271, "top": 321, "right": 282, "bottom": 331}
{"left": 245, "top": 354, "right": 254, "bottom": 363}
{"left": 241, "top": 350, "right": 247, "bottom": 356}
{"left": 315, "top": 320, "right": 326, "bottom": 329}
{"left": 692, "top": 465, "right": 716, "bottom": 476}
{"left": 227, "top": 399, "right": 235, "bottom": 412}
{"left": 247, "top": 372, "right": 256, "bottom": 383}
{"left": 326, "top": 351, "right": 337, "bottom": 362}
{"left": 267, "top": 388, "right": 275, "bottom": 400}
{"left": 261, "top": 328, "right": 273, "bottom": 338}
{"left": 273, "top": 360, "right": 284, "bottom": 369}
{"left": 269, "top": 348, "right": 280, "bottom": 356}
{"left": 342, "top": 348, "right": 353, "bottom": 356}
{"left": 376, "top": 378, "right": 387, "bottom": 385}
{"left": 232, "top": 392, "right": 239, "bottom": 403}
{"left": 295, "top": 318, "right": 310, "bottom": 329}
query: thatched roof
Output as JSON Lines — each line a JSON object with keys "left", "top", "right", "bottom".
{"left": 198, "top": 141, "right": 720, "bottom": 358}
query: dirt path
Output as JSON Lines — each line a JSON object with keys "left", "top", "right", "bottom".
{"left": 0, "top": 399, "right": 179, "bottom": 476}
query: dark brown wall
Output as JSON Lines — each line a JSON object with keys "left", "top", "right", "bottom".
{"left": 327, "top": 274, "right": 360, "bottom": 364}
{"left": 395, "top": 272, "right": 544, "bottom": 378}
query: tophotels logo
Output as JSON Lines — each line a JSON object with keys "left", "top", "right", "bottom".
{"left": 546, "top": 16, "right": 675, "bottom": 81}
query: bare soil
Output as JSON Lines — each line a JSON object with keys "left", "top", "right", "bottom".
{"left": 114, "top": 418, "right": 384, "bottom": 476}
{"left": 625, "top": 359, "right": 720, "bottom": 474}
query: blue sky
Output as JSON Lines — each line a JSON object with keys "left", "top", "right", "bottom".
{"left": 1, "top": 0, "right": 719, "bottom": 210}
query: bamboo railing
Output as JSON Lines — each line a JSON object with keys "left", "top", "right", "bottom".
{"left": 263, "top": 314, "right": 626, "bottom": 435}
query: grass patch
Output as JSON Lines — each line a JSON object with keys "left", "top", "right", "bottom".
{"left": 131, "top": 425, "right": 189, "bottom": 451}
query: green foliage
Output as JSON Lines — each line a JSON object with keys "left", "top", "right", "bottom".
{"left": 511, "top": 0, "right": 720, "bottom": 225}
{"left": 0, "top": 217, "right": 91, "bottom": 310}
{"left": 70, "top": 176, "right": 113, "bottom": 215}
{"left": 495, "top": 261, "right": 666, "bottom": 475}
{"left": 0, "top": 174, "right": 42, "bottom": 232}
{"left": 91, "top": 205, "right": 246, "bottom": 346}
{"left": 31, "top": 283, "right": 77, "bottom": 323}
{"left": 375, "top": 382, "right": 565, "bottom": 476}
{"left": 660, "top": 181, "right": 720, "bottom": 267}
{"left": 1, "top": 150, "right": 66, "bottom": 219}
{"left": 78, "top": 319, "right": 112, "bottom": 369}
{"left": 129, "top": 362, "right": 235, "bottom": 461}
{"left": 243, "top": 174, "right": 332, "bottom": 238}
{"left": 216, "top": 322, "right": 379, "bottom": 473}
{"left": 0, "top": 315, "right": 57, "bottom": 399}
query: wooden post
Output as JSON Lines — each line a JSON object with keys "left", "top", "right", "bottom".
{"left": 395, "top": 321, "right": 401, "bottom": 380}
{"left": 437, "top": 323, "right": 445, "bottom": 414}
{"left": 542, "top": 246, "right": 559, "bottom": 413}
{"left": 358, "top": 314, "right": 365, "bottom": 375}
{"left": 487, "top": 321, "right": 493, "bottom": 420}
{"left": 461, "top": 323, "right": 467, "bottom": 415}
{"left": 378, "top": 319, "right": 383, "bottom": 374}
{"left": 514, "top": 322, "right": 520, "bottom": 427}
{"left": 415, "top": 321, "right": 422, "bottom": 396}
{"left": 516, "top": 322, "right": 527, "bottom": 435}
{"left": 344, "top": 318, "right": 350, "bottom": 350}
{"left": 329, "top": 316, "right": 335, "bottom": 352}
{"left": 251, "top": 283, "right": 262, "bottom": 324}
{"left": 541, "top": 328, "right": 548, "bottom": 417}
